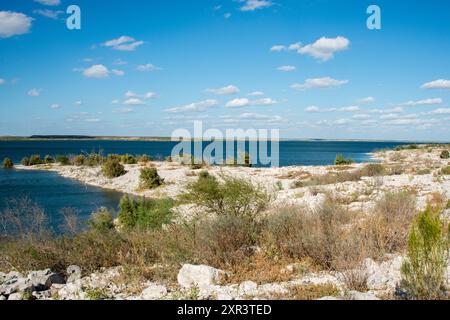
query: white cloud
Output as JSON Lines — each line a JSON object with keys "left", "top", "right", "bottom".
{"left": 291, "top": 77, "right": 348, "bottom": 90}
{"left": 225, "top": 97, "right": 277, "bottom": 108}
{"left": 339, "top": 106, "right": 360, "bottom": 112}
{"left": 224, "top": 13, "right": 232, "bottom": 19}
{"left": 358, "top": 96, "right": 375, "bottom": 104}
{"left": 111, "top": 99, "right": 120, "bottom": 104}
{"left": 0, "top": 11, "right": 33, "bottom": 38}
{"left": 239, "top": 0, "right": 273, "bottom": 12}
{"left": 103, "top": 36, "right": 144, "bottom": 51}
{"left": 34, "top": 0, "right": 60, "bottom": 5}
{"left": 123, "top": 98, "right": 145, "bottom": 106}
{"left": 0, "top": 78, "right": 5, "bottom": 85}
{"left": 85, "top": 118, "right": 100, "bottom": 123}
{"left": 288, "top": 42, "right": 302, "bottom": 51}
{"left": 83, "top": 64, "right": 110, "bottom": 78}
{"left": 33, "top": 9, "right": 63, "bottom": 19}
{"left": 74, "top": 101, "right": 82, "bottom": 106}
{"left": 398, "top": 98, "right": 443, "bottom": 107}
{"left": 50, "top": 104, "right": 61, "bottom": 109}
{"left": 226, "top": 98, "right": 250, "bottom": 108}
{"left": 248, "top": 91, "right": 264, "bottom": 96}
{"left": 206, "top": 85, "right": 240, "bottom": 95}
{"left": 421, "top": 79, "right": 450, "bottom": 90}
{"left": 369, "top": 107, "right": 404, "bottom": 114}
{"left": 111, "top": 69, "right": 125, "bottom": 76}
{"left": 114, "top": 108, "right": 134, "bottom": 114}
{"left": 113, "top": 59, "right": 128, "bottom": 65}
{"left": 352, "top": 114, "right": 372, "bottom": 119}
{"left": 124, "top": 91, "right": 156, "bottom": 100}
{"left": 28, "top": 88, "right": 41, "bottom": 97}
{"left": 334, "top": 118, "right": 352, "bottom": 125}
{"left": 136, "top": 63, "right": 161, "bottom": 72}
{"left": 253, "top": 98, "right": 278, "bottom": 105}
{"left": 429, "top": 108, "right": 450, "bottom": 114}
{"left": 277, "top": 65, "right": 296, "bottom": 72}
{"left": 270, "top": 45, "right": 286, "bottom": 52}
{"left": 298, "top": 36, "right": 350, "bottom": 61}
{"left": 305, "top": 106, "right": 320, "bottom": 113}
{"left": 165, "top": 99, "right": 218, "bottom": 113}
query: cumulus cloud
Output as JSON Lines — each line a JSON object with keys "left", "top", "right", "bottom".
{"left": 222, "top": 113, "right": 284, "bottom": 124}
{"left": 421, "top": 79, "right": 450, "bottom": 90}
{"left": 123, "top": 98, "right": 145, "bottom": 105}
{"left": 28, "top": 88, "right": 41, "bottom": 97}
{"left": 136, "top": 64, "right": 162, "bottom": 72}
{"left": 305, "top": 105, "right": 360, "bottom": 113}
{"left": 225, "top": 97, "right": 278, "bottom": 108}
{"left": 0, "top": 78, "right": 5, "bottom": 85}
{"left": 429, "top": 108, "right": 450, "bottom": 114}
{"left": 111, "top": 69, "right": 125, "bottom": 76}
{"left": 291, "top": 77, "right": 348, "bottom": 90}
{"left": 103, "top": 36, "right": 144, "bottom": 51}
{"left": 82, "top": 65, "right": 123, "bottom": 78}
{"left": 123, "top": 91, "right": 156, "bottom": 100}
{"left": 206, "top": 85, "right": 240, "bottom": 95}
{"left": 164, "top": 99, "right": 218, "bottom": 113}
{"left": 74, "top": 101, "right": 82, "bottom": 106}
{"left": 50, "top": 104, "right": 61, "bottom": 109}
{"left": 114, "top": 108, "right": 134, "bottom": 114}
{"left": 270, "top": 45, "right": 286, "bottom": 52}
{"left": 297, "top": 36, "right": 350, "bottom": 61}
{"left": 248, "top": 91, "right": 264, "bottom": 96}
{"left": 0, "top": 11, "right": 33, "bottom": 38}
{"left": 398, "top": 98, "right": 443, "bottom": 107}
{"left": 34, "top": 0, "right": 61, "bottom": 5}
{"left": 358, "top": 96, "right": 375, "bottom": 104}
{"left": 277, "top": 65, "right": 296, "bottom": 72}
{"left": 305, "top": 106, "right": 320, "bottom": 113}
{"left": 33, "top": 9, "right": 63, "bottom": 19}
{"left": 239, "top": 0, "right": 273, "bottom": 11}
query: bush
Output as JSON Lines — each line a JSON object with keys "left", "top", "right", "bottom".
{"left": 3, "top": 158, "right": 13, "bottom": 169}
{"left": 102, "top": 159, "right": 126, "bottom": 178}
{"left": 117, "top": 196, "right": 175, "bottom": 230}
{"left": 139, "top": 167, "right": 164, "bottom": 189}
{"left": 29, "top": 155, "right": 42, "bottom": 166}
{"left": 364, "top": 191, "right": 417, "bottom": 256}
{"left": 44, "top": 155, "right": 55, "bottom": 164}
{"left": 334, "top": 154, "right": 354, "bottom": 166}
{"left": 361, "top": 163, "right": 385, "bottom": 176}
{"left": 180, "top": 174, "right": 271, "bottom": 218}
{"left": 400, "top": 206, "right": 449, "bottom": 300}
{"left": 21, "top": 157, "right": 30, "bottom": 166}
{"left": 72, "top": 155, "right": 86, "bottom": 166}
{"left": 87, "top": 208, "right": 115, "bottom": 233}
{"left": 120, "top": 154, "right": 137, "bottom": 165}
{"left": 56, "top": 155, "right": 70, "bottom": 165}
{"left": 440, "top": 150, "right": 449, "bottom": 159}
{"left": 440, "top": 166, "right": 450, "bottom": 175}
{"left": 137, "top": 154, "right": 152, "bottom": 164}
{"left": 86, "top": 152, "right": 104, "bottom": 166}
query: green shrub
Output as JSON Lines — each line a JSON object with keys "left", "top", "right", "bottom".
{"left": 180, "top": 174, "right": 271, "bottom": 218}
{"left": 120, "top": 154, "right": 137, "bottom": 165}
{"left": 117, "top": 196, "right": 174, "bottom": 230}
{"left": 102, "top": 159, "right": 126, "bottom": 178}
{"left": 139, "top": 167, "right": 164, "bottom": 189}
{"left": 56, "top": 155, "right": 70, "bottom": 165}
{"left": 400, "top": 206, "right": 449, "bottom": 300}
{"left": 440, "top": 150, "right": 449, "bottom": 159}
{"left": 86, "top": 152, "right": 104, "bottom": 166}
{"left": 334, "top": 154, "right": 354, "bottom": 166}
{"left": 3, "top": 158, "right": 13, "bottom": 169}
{"left": 87, "top": 208, "right": 115, "bottom": 233}
{"left": 44, "top": 155, "right": 55, "bottom": 164}
{"left": 137, "top": 154, "right": 152, "bottom": 163}
{"left": 440, "top": 166, "right": 450, "bottom": 175}
{"left": 21, "top": 157, "right": 30, "bottom": 166}
{"left": 29, "top": 155, "right": 42, "bottom": 166}
{"left": 362, "top": 163, "right": 385, "bottom": 176}
{"left": 72, "top": 155, "right": 86, "bottom": 166}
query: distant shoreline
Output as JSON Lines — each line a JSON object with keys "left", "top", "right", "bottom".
{"left": 0, "top": 136, "right": 447, "bottom": 143}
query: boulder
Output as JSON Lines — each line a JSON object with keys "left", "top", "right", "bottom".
{"left": 67, "top": 265, "right": 82, "bottom": 283}
{"left": 27, "top": 269, "right": 65, "bottom": 291}
{"left": 364, "top": 256, "right": 403, "bottom": 291}
{"left": 8, "top": 292, "right": 23, "bottom": 300}
{"left": 0, "top": 295, "right": 6, "bottom": 301}
{"left": 238, "top": 281, "right": 258, "bottom": 297}
{"left": 177, "top": 264, "right": 225, "bottom": 289}
{"left": 141, "top": 283, "right": 167, "bottom": 300}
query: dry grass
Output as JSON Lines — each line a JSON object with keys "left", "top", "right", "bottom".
{"left": 268, "top": 283, "right": 340, "bottom": 300}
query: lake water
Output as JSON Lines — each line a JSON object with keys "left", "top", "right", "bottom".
{"left": 0, "top": 140, "right": 411, "bottom": 231}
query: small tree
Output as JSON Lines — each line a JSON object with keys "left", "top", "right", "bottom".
{"left": 44, "top": 155, "right": 55, "bottom": 164}
{"left": 3, "top": 158, "right": 13, "bottom": 169}
{"left": 400, "top": 206, "right": 449, "bottom": 300}
{"left": 140, "top": 167, "right": 164, "bottom": 189}
{"left": 29, "top": 155, "right": 42, "bottom": 166}
{"left": 21, "top": 157, "right": 30, "bottom": 166}
{"left": 56, "top": 155, "right": 70, "bottom": 165}
{"left": 439, "top": 150, "right": 449, "bottom": 159}
{"left": 102, "top": 159, "right": 126, "bottom": 178}
{"left": 334, "top": 154, "right": 354, "bottom": 166}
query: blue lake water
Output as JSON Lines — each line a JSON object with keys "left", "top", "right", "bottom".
{"left": 0, "top": 140, "right": 411, "bottom": 231}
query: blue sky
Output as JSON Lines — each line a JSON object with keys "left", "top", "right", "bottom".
{"left": 0, "top": 0, "right": 449, "bottom": 140}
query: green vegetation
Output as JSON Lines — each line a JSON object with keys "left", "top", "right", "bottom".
{"left": 120, "top": 154, "right": 137, "bottom": 164}
{"left": 439, "top": 150, "right": 449, "bottom": 159}
{"left": 139, "top": 167, "right": 164, "bottom": 189}
{"left": 334, "top": 154, "right": 354, "bottom": 166}
{"left": 440, "top": 166, "right": 450, "bottom": 175}
{"left": 21, "top": 157, "right": 30, "bottom": 166}
{"left": 102, "top": 159, "right": 126, "bottom": 178}
{"left": 56, "top": 155, "right": 70, "bottom": 165}
{"left": 400, "top": 206, "right": 449, "bottom": 300}
{"left": 29, "top": 155, "right": 42, "bottom": 166}
{"left": 72, "top": 155, "right": 86, "bottom": 166}
{"left": 3, "top": 158, "right": 13, "bottom": 169}
{"left": 117, "top": 195, "right": 175, "bottom": 230}
{"left": 44, "top": 155, "right": 55, "bottom": 164}
{"left": 87, "top": 208, "right": 115, "bottom": 233}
